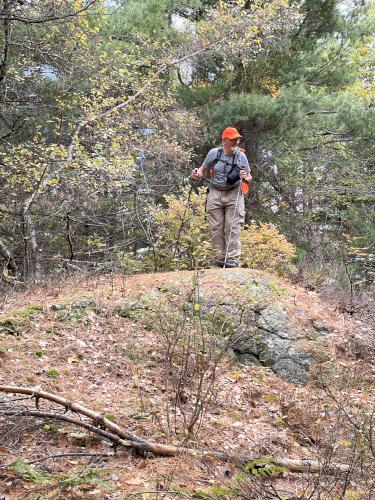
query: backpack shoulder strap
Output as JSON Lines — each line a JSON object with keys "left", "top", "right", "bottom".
{"left": 212, "top": 147, "right": 223, "bottom": 165}
{"left": 234, "top": 148, "right": 244, "bottom": 166}
{"left": 228, "top": 149, "right": 239, "bottom": 171}
{"left": 208, "top": 147, "right": 223, "bottom": 172}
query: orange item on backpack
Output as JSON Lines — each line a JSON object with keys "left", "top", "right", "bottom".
{"left": 241, "top": 181, "right": 249, "bottom": 195}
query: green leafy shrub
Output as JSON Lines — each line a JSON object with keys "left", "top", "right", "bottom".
{"left": 11, "top": 458, "right": 46, "bottom": 484}
{"left": 55, "top": 297, "right": 95, "bottom": 322}
{"left": 46, "top": 368, "right": 59, "bottom": 379}
{"left": 117, "top": 251, "right": 150, "bottom": 274}
{"left": 0, "top": 305, "right": 43, "bottom": 336}
{"left": 59, "top": 469, "right": 113, "bottom": 491}
{"left": 242, "top": 457, "right": 287, "bottom": 478}
{"left": 16, "top": 305, "right": 43, "bottom": 319}
{"left": 241, "top": 223, "right": 296, "bottom": 273}
{"left": 122, "top": 191, "right": 296, "bottom": 273}
{"left": 0, "top": 319, "right": 20, "bottom": 335}
{"left": 150, "top": 186, "right": 212, "bottom": 270}
{"left": 189, "top": 458, "right": 287, "bottom": 499}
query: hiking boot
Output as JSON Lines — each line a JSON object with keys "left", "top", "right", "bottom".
{"left": 223, "top": 260, "right": 239, "bottom": 268}
{"left": 215, "top": 261, "right": 224, "bottom": 268}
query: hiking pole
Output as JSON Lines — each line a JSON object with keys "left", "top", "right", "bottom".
{"left": 223, "top": 180, "right": 242, "bottom": 268}
{"left": 223, "top": 167, "right": 249, "bottom": 268}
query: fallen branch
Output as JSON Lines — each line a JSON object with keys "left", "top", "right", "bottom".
{"left": 28, "top": 452, "right": 115, "bottom": 464}
{"left": 0, "top": 385, "right": 351, "bottom": 474}
{"left": 0, "top": 385, "right": 147, "bottom": 444}
{"left": 2, "top": 409, "right": 139, "bottom": 448}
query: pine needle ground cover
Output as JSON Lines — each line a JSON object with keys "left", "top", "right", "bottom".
{"left": 0, "top": 269, "right": 373, "bottom": 499}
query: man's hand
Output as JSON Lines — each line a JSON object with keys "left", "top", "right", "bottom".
{"left": 240, "top": 169, "right": 253, "bottom": 182}
{"left": 191, "top": 167, "right": 204, "bottom": 180}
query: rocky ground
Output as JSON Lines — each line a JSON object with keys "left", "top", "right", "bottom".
{"left": 0, "top": 269, "right": 374, "bottom": 499}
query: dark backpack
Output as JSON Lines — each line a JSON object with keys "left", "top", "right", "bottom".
{"left": 209, "top": 147, "right": 241, "bottom": 185}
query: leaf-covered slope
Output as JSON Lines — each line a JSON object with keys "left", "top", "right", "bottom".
{"left": 0, "top": 269, "right": 373, "bottom": 498}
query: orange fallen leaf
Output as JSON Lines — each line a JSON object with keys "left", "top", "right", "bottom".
{"left": 67, "top": 356, "right": 79, "bottom": 364}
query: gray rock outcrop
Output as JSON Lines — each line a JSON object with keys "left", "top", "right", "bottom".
{"left": 199, "top": 272, "right": 316, "bottom": 385}
{"left": 118, "top": 270, "right": 327, "bottom": 386}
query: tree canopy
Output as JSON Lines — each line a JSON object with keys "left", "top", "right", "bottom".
{"left": 0, "top": 0, "right": 373, "bottom": 296}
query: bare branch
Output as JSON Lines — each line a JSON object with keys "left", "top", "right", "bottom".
{"left": 0, "top": 385, "right": 353, "bottom": 473}
{"left": 0, "top": 1, "right": 98, "bottom": 25}
{"left": 27, "top": 451, "right": 116, "bottom": 464}
{"left": 67, "top": 38, "right": 227, "bottom": 161}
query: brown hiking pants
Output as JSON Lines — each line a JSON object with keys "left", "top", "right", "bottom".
{"left": 206, "top": 185, "right": 245, "bottom": 263}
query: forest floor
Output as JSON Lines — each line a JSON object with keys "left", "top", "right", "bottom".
{"left": 0, "top": 269, "right": 374, "bottom": 500}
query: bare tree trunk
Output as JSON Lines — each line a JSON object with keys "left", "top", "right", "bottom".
{"left": 0, "top": 0, "right": 12, "bottom": 90}
{"left": 20, "top": 164, "right": 49, "bottom": 282}
{"left": 22, "top": 201, "right": 41, "bottom": 282}
{"left": 0, "top": 235, "right": 17, "bottom": 275}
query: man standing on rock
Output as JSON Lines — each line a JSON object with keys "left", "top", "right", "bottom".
{"left": 192, "top": 127, "right": 252, "bottom": 268}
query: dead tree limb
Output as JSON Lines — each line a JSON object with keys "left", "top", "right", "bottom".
{"left": 0, "top": 385, "right": 352, "bottom": 474}
{"left": 2, "top": 409, "right": 140, "bottom": 448}
{"left": 0, "top": 385, "right": 147, "bottom": 444}
{"left": 0, "top": 1, "right": 97, "bottom": 25}
{"left": 28, "top": 452, "right": 116, "bottom": 464}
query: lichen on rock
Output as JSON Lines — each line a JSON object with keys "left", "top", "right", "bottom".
{"left": 115, "top": 270, "right": 325, "bottom": 385}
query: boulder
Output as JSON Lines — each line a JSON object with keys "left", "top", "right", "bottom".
{"left": 200, "top": 272, "right": 315, "bottom": 385}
